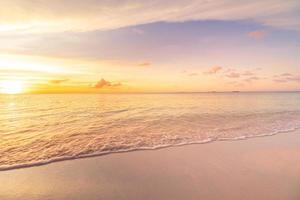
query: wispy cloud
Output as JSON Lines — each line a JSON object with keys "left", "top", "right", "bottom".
{"left": 273, "top": 73, "right": 300, "bottom": 83}
{"left": 226, "top": 72, "right": 240, "bottom": 78}
{"left": 204, "top": 66, "right": 223, "bottom": 74}
{"left": 1, "top": 0, "right": 300, "bottom": 33}
{"left": 138, "top": 62, "right": 151, "bottom": 67}
{"left": 244, "top": 76, "right": 260, "bottom": 82}
{"left": 188, "top": 73, "right": 198, "bottom": 76}
{"left": 50, "top": 79, "right": 69, "bottom": 84}
{"left": 273, "top": 79, "right": 288, "bottom": 83}
{"left": 280, "top": 73, "right": 292, "bottom": 77}
{"left": 286, "top": 75, "right": 300, "bottom": 82}
{"left": 94, "top": 78, "right": 122, "bottom": 89}
{"left": 242, "top": 71, "right": 255, "bottom": 76}
{"left": 204, "top": 65, "right": 264, "bottom": 84}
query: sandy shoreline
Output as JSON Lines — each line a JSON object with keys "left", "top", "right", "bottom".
{"left": 1, "top": 131, "right": 300, "bottom": 200}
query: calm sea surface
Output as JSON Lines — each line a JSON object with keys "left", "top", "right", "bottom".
{"left": 1, "top": 93, "right": 300, "bottom": 170}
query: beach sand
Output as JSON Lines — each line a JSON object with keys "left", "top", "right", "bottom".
{"left": 1, "top": 130, "right": 300, "bottom": 200}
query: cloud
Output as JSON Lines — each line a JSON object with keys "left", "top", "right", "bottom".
{"left": 247, "top": 30, "right": 268, "bottom": 40}
{"left": 273, "top": 79, "right": 288, "bottom": 83}
{"left": 182, "top": 70, "right": 198, "bottom": 76}
{"left": 286, "top": 75, "right": 300, "bottom": 82}
{"left": 244, "top": 76, "right": 260, "bottom": 82}
{"left": 0, "top": 0, "right": 300, "bottom": 33}
{"left": 273, "top": 73, "right": 300, "bottom": 83}
{"left": 226, "top": 72, "right": 240, "bottom": 78}
{"left": 204, "top": 66, "right": 223, "bottom": 74}
{"left": 138, "top": 62, "right": 151, "bottom": 67}
{"left": 50, "top": 79, "right": 69, "bottom": 84}
{"left": 94, "top": 78, "right": 122, "bottom": 89}
{"left": 242, "top": 71, "right": 255, "bottom": 76}
{"left": 188, "top": 73, "right": 198, "bottom": 76}
{"left": 280, "top": 73, "right": 292, "bottom": 77}
{"left": 206, "top": 66, "right": 263, "bottom": 82}
{"left": 205, "top": 66, "right": 261, "bottom": 81}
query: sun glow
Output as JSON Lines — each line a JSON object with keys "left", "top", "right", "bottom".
{"left": 0, "top": 80, "right": 26, "bottom": 94}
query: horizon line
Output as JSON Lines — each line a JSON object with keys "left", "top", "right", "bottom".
{"left": 1, "top": 91, "right": 300, "bottom": 95}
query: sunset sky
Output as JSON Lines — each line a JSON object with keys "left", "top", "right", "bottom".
{"left": 0, "top": 0, "right": 300, "bottom": 93}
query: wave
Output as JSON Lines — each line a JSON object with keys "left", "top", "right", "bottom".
{"left": 1, "top": 125, "right": 299, "bottom": 171}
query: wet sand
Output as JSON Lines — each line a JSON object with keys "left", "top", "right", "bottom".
{"left": 1, "top": 130, "right": 300, "bottom": 200}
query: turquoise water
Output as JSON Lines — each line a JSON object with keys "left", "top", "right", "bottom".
{"left": 1, "top": 92, "right": 300, "bottom": 170}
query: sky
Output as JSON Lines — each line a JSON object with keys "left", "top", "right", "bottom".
{"left": 0, "top": 0, "right": 300, "bottom": 93}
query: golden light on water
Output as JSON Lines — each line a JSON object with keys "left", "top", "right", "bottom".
{"left": 0, "top": 80, "right": 26, "bottom": 94}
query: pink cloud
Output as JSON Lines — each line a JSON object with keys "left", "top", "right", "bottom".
{"left": 226, "top": 72, "right": 240, "bottom": 78}
{"left": 273, "top": 79, "right": 288, "bottom": 83}
{"left": 138, "top": 62, "right": 151, "bottom": 67}
{"left": 273, "top": 73, "right": 300, "bottom": 83}
{"left": 244, "top": 76, "right": 260, "bottom": 82}
{"left": 242, "top": 71, "right": 254, "bottom": 76}
{"left": 280, "top": 73, "right": 292, "bottom": 77}
{"left": 94, "top": 78, "right": 122, "bottom": 89}
{"left": 204, "top": 66, "right": 223, "bottom": 74}
{"left": 247, "top": 30, "right": 268, "bottom": 40}
{"left": 286, "top": 75, "right": 300, "bottom": 82}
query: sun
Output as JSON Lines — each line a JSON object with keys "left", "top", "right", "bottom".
{"left": 0, "top": 80, "right": 26, "bottom": 94}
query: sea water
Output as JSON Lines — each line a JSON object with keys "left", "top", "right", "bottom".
{"left": 1, "top": 92, "right": 300, "bottom": 170}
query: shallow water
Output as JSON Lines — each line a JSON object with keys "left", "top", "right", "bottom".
{"left": 1, "top": 92, "right": 300, "bottom": 170}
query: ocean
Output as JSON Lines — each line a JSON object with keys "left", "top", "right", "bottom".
{"left": 1, "top": 92, "right": 300, "bottom": 170}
